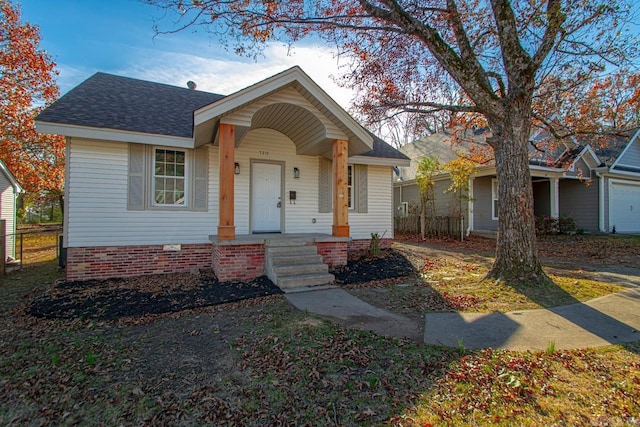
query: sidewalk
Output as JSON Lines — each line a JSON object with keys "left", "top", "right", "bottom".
{"left": 286, "top": 287, "right": 640, "bottom": 351}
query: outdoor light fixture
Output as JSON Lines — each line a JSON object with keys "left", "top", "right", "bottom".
{"left": 234, "top": 162, "right": 240, "bottom": 175}
{"left": 293, "top": 167, "right": 300, "bottom": 179}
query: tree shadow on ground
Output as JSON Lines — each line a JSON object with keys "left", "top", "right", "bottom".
{"left": 509, "top": 277, "right": 640, "bottom": 352}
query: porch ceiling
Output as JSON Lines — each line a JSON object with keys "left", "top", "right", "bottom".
{"left": 193, "top": 67, "right": 373, "bottom": 157}
{"left": 251, "top": 103, "right": 331, "bottom": 156}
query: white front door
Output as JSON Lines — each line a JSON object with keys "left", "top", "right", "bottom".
{"left": 251, "top": 162, "right": 282, "bottom": 233}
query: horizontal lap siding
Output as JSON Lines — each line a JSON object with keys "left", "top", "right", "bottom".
{"left": 350, "top": 166, "right": 394, "bottom": 239}
{"left": 0, "top": 175, "right": 16, "bottom": 258}
{"left": 235, "top": 128, "right": 330, "bottom": 234}
{"left": 559, "top": 179, "right": 599, "bottom": 232}
{"left": 473, "top": 176, "right": 497, "bottom": 231}
{"left": 615, "top": 136, "right": 640, "bottom": 167}
{"left": 67, "top": 138, "right": 217, "bottom": 247}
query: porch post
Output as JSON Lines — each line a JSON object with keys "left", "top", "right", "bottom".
{"left": 218, "top": 123, "right": 236, "bottom": 240}
{"left": 332, "top": 138, "right": 350, "bottom": 237}
{"left": 550, "top": 178, "right": 559, "bottom": 219}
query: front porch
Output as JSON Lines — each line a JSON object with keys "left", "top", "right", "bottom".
{"left": 210, "top": 233, "right": 351, "bottom": 288}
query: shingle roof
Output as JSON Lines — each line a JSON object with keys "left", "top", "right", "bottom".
{"left": 36, "top": 72, "right": 224, "bottom": 138}
{"left": 37, "top": 71, "right": 405, "bottom": 161}
{"left": 359, "top": 132, "right": 410, "bottom": 160}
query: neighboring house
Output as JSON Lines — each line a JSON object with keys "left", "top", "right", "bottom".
{"left": 0, "top": 160, "right": 24, "bottom": 261}
{"left": 35, "top": 67, "right": 409, "bottom": 286}
{"left": 394, "top": 128, "right": 640, "bottom": 235}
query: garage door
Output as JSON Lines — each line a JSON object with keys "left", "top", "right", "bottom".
{"left": 610, "top": 181, "right": 640, "bottom": 233}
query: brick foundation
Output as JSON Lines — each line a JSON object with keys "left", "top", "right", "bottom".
{"left": 212, "top": 243, "right": 265, "bottom": 282}
{"left": 66, "top": 243, "right": 213, "bottom": 281}
{"left": 314, "top": 241, "right": 348, "bottom": 266}
{"left": 347, "top": 238, "right": 393, "bottom": 252}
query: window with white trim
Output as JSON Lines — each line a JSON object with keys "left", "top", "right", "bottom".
{"left": 491, "top": 178, "right": 499, "bottom": 220}
{"left": 128, "top": 143, "right": 208, "bottom": 212}
{"left": 153, "top": 149, "right": 187, "bottom": 206}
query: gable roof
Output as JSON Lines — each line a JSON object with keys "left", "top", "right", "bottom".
{"left": 0, "top": 160, "right": 24, "bottom": 193}
{"left": 36, "top": 72, "right": 224, "bottom": 139}
{"left": 35, "top": 68, "right": 407, "bottom": 164}
{"left": 397, "top": 129, "right": 488, "bottom": 180}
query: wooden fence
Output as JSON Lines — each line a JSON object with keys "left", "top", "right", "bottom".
{"left": 395, "top": 215, "right": 464, "bottom": 240}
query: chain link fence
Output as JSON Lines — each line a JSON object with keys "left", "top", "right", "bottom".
{"left": 1, "top": 222, "right": 62, "bottom": 275}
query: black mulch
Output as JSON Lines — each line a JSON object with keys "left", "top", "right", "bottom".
{"left": 331, "top": 249, "right": 416, "bottom": 284}
{"left": 26, "top": 249, "right": 415, "bottom": 321}
{"left": 26, "top": 275, "right": 282, "bottom": 321}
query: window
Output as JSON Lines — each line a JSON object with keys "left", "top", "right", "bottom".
{"left": 128, "top": 143, "right": 208, "bottom": 212}
{"left": 153, "top": 149, "right": 186, "bottom": 206}
{"left": 318, "top": 159, "right": 367, "bottom": 214}
{"left": 491, "top": 178, "right": 499, "bottom": 220}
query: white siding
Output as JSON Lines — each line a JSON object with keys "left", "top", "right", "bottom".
{"left": 235, "top": 129, "right": 395, "bottom": 238}
{"left": 68, "top": 131, "right": 397, "bottom": 247}
{"left": 349, "top": 166, "right": 394, "bottom": 239}
{"left": 236, "top": 128, "right": 330, "bottom": 235}
{"left": 67, "top": 138, "right": 218, "bottom": 247}
{"left": 0, "top": 174, "right": 17, "bottom": 258}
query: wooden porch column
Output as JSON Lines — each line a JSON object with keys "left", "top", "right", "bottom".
{"left": 218, "top": 123, "right": 236, "bottom": 240}
{"left": 332, "top": 138, "right": 350, "bottom": 237}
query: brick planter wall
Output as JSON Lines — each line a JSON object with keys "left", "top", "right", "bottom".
{"left": 212, "top": 243, "right": 265, "bottom": 282}
{"left": 314, "top": 241, "right": 348, "bottom": 266}
{"left": 66, "top": 243, "right": 213, "bottom": 281}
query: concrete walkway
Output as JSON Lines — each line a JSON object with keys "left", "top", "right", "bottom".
{"left": 285, "top": 287, "right": 423, "bottom": 341}
{"left": 286, "top": 287, "right": 640, "bottom": 351}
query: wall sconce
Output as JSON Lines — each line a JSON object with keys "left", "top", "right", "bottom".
{"left": 234, "top": 162, "right": 240, "bottom": 175}
{"left": 293, "top": 167, "right": 300, "bottom": 179}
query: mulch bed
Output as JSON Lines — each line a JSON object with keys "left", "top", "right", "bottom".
{"left": 26, "top": 272, "right": 281, "bottom": 321}
{"left": 331, "top": 249, "right": 416, "bottom": 284}
{"left": 26, "top": 249, "right": 414, "bottom": 321}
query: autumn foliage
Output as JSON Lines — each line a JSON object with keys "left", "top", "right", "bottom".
{"left": 0, "top": 0, "right": 64, "bottom": 197}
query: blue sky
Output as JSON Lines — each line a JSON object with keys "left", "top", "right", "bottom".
{"left": 19, "top": 0, "right": 355, "bottom": 109}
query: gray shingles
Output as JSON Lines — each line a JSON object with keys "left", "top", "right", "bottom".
{"left": 36, "top": 72, "right": 224, "bottom": 138}
{"left": 359, "top": 132, "right": 410, "bottom": 160}
{"left": 36, "top": 72, "right": 405, "bottom": 160}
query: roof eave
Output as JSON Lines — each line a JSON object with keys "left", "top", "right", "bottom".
{"left": 36, "top": 121, "right": 194, "bottom": 148}
{"left": 349, "top": 155, "right": 411, "bottom": 166}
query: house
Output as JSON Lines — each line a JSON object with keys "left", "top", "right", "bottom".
{"left": 0, "top": 160, "right": 23, "bottom": 261}
{"left": 35, "top": 67, "right": 410, "bottom": 287}
{"left": 394, "top": 128, "right": 640, "bottom": 235}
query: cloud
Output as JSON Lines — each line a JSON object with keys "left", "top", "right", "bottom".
{"left": 117, "top": 42, "right": 356, "bottom": 110}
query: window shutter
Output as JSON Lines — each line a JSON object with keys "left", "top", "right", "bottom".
{"left": 193, "top": 145, "right": 209, "bottom": 212}
{"left": 128, "top": 143, "right": 145, "bottom": 210}
{"left": 318, "top": 157, "right": 332, "bottom": 213}
{"left": 356, "top": 164, "right": 368, "bottom": 213}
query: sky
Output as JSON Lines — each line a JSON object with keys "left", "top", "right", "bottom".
{"left": 19, "top": 0, "right": 356, "bottom": 110}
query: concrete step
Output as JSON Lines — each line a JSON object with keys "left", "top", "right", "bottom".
{"left": 273, "top": 262, "right": 328, "bottom": 277}
{"left": 265, "top": 239, "right": 312, "bottom": 247}
{"left": 265, "top": 244, "right": 318, "bottom": 257}
{"left": 270, "top": 254, "right": 324, "bottom": 266}
{"left": 277, "top": 272, "right": 335, "bottom": 289}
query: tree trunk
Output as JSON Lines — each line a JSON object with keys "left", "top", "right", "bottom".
{"left": 487, "top": 113, "right": 549, "bottom": 284}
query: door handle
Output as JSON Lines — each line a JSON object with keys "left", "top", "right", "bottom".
{"left": 277, "top": 202, "right": 281, "bottom": 208}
